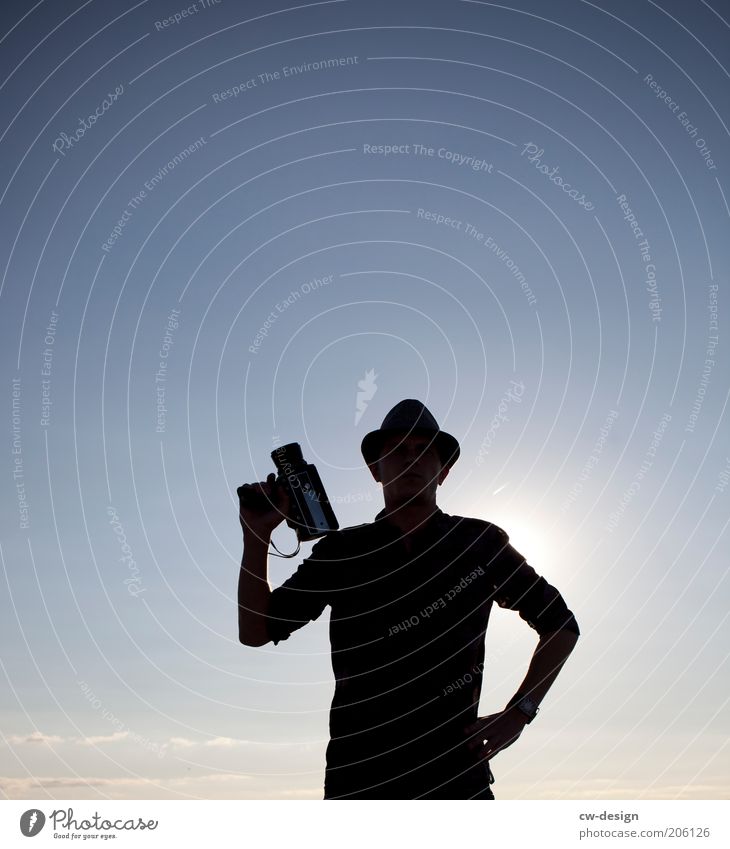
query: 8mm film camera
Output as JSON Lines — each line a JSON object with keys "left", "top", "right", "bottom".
{"left": 239, "top": 442, "right": 339, "bottom": 542}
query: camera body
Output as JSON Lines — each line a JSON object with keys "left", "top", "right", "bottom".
{"left": 240, "top": 442, "right": 339, "bottom": 542}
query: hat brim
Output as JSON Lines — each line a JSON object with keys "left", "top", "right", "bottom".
{"left": 361, "top": 426, "right": 460, "bottom": 469}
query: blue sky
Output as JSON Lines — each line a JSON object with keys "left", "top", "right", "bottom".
{"left": 1, "top": 0, "right": 728, "bottom": 799}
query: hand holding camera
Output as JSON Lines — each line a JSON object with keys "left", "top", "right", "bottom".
{"left": 237, "top": 443, "right": 339, "bottom": 543}
{"left": 238, "top": 472, "right": 291, "bottom": 538}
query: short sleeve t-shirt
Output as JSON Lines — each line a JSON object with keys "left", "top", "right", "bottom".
{"left": 266, "top": 508, "right": 580, "bottom": 799}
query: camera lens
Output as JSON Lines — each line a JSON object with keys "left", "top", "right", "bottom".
{"left": 271, "top": 442, "right": 304, "bottom": 473}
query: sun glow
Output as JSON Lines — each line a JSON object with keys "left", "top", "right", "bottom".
{"left": 485, "top": 514, "right": 560, "bottom": 575}
{"left": 502, "top": 519, "right": 552, "bottom": 564}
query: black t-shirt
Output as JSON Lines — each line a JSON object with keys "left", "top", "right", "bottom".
{"left": 265, "top": 508, "right": 580, "bottom": 799}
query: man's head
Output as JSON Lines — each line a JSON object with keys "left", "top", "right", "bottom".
{"left": 360, "top": 400, "right": 459, "bottom": 509}
{"left": 368, "top": 430, "right": 450, "bottom": 508}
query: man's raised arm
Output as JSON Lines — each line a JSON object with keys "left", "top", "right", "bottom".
{"left": 237, "top": 473, "right": 290, "bottom": 647}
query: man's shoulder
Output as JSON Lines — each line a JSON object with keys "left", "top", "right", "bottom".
{"left": 320, "top": 520, "right": 376, "bottom": 547}
{"left": 314, "top": 513, "right": 511, "bottom": 554}
{"left": 308, "top": 521, "right": 373, "bottom": 557}
{"left": 442, "top": 512, "right": 509, "bottom": 542}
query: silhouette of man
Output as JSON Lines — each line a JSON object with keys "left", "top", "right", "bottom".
{"left": 238, "top": 400, "right": 580, "bottom": 799}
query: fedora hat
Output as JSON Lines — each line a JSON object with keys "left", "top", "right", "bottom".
{"left": 361, "top": 399, "right": 460, "bottom": 469}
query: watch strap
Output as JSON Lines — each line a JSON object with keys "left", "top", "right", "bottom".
{"left": 506, "top": 692, "right": 540, "bottom": 723}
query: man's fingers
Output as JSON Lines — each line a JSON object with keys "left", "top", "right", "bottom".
{"left": 468, "top": 735, "right": 494, "bottom": 756}
{"left": 464, "top": 713, "right": 509, "bottom": 754}
{"left": 479, "top": 728, "right": 523, "bottom": 760}
{"left": 464, "top": 711, "right": 525, "bottom": 763}
{"left": 237, "top": 479, "right": 274, "bottom": 499}
{"left": 464, "top": 724, "right": 487, "bottom": 752}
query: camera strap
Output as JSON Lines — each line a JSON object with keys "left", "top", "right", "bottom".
{"left": 269, "top": 539, "right": 302, "bottom": 558}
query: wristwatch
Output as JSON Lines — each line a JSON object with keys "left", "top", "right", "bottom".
{"left": 506, "top": 693, "right": 540, "bottom": 723}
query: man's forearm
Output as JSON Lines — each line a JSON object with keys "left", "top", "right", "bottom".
{"left": 509, "top": 629, "right": 579, "bottom": 711}
{"left": 465, "top": 629, "right": 578, "bottom": 760}
{"left": 238, "top": 531, "right": 273, "bottom": 645}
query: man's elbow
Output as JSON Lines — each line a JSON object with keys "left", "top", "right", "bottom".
{"left": 552, "top": 612, "right": 580, "bottom": 642}
{"left": 559, "top": 628, "right": 580, "bottom": 649}
{"left": 539, "top": 625, "right": 580, "bottom": 648}
{"left": 238, "top": 623, "right": 272, "bottom": 647}
{"left": 563, "top": 627, "right": 580, "bottom": 648}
